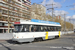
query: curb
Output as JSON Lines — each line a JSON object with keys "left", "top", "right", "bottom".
{"left": 0, "top": 39, "right": 12, "bottom": 41}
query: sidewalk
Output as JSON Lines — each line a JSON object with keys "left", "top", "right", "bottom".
{"left": 0, "top": 31, "right": 74, "bottom": 41}
{"left": 0, "top": 33, "right": 13, "bottom": 41}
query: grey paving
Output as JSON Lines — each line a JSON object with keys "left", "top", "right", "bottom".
{"left": 0, "top": 33, "right": 75, "bottom": 50}
{"left": 0, "top": 33, "right": 13, "bottom": 40}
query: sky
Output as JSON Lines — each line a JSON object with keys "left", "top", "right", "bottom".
{"left": 31, "top": 0, "right": 75, "bottom": 23}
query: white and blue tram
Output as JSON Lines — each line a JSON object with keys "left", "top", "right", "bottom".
{"left": 12, "top": 19, "right": 61, "bottom": 43}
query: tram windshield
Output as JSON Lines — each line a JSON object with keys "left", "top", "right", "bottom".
{"left": 14, "top": 25, "right": 23, "bottom": 32}
{"left": 14, "top": 24, "right": 29, "bottom": 32}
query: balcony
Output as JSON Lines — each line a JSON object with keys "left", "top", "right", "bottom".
{"left": 2, "top": 13, "right": 8, "bottom": 15}
{"left": 0, "top": 18, "right": 3, "bottom": 21}
{"left": 0, "top": 26, "right": 14, "bottom": 28}
{"left": 25, "top": 0, "right": 31, "bottom": 3}
{"left": 24, "top": 17, "right": 31, "bottom": 20}
{"left": 22, "top": 3, "right": 31, "bottom": 8}
{"left": 0, "top": 13, "right": 2, "bottom": 16}
{"left": 14, "top": 4, "right": 22, "bottom": 9}
{"left": 2, "top": 0, "right": 8, "bottom": 3}
{"left": 2, "top": 19, "right": 7, "bottom": 21}
{"left": 10, "top": 20, "right": 15, "bottom": 22}
{"left": 15, "top": 16, "right": 19, "bottom": 17}
{"left": 3, "top": 0, "right": 15, "bottom": 5}
{"left": 1, "top": 6, "right": 8, "bottom": 10}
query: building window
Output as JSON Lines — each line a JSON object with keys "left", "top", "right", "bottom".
{"left": 11, "top": 18, "right": 14, "bottom": 21}
{"left": 2, "top": 10, "right": 7, "bottom": 14}
{"left": 0, "top": 23, "right": 2, "bottom": 26}
{"left": 27, "top": 0, "right": 30, "bottom": 2}
{"left": 15, "top": 8, "right": 18, "bottom": 11}
{"left": 16, "top": 13, "right": 18, "bottom": 16}
{"left": 8, "top": 0, "right": 12, "bottom": 3}
{"left": 0, "top": 9, "right": 2, "bottom": 13}
{"left": 0, "top": 2, "right": 8, "bottom": 8}
{"left": 15, "top": 3, "right": 21, "bottom": 7}
{"left": 9, "top": 6, "right": 12, "bottom": 10}
{"left": 4, "top": 23, "right": 8, "bottom": 26}
{"left": 22, "top": 5, "right": 27, "bottom": 9}
{"left": 18, "top": 0, "right": 21, "bottom": 2}
{"left": 12, "top": 12, "right": 15, "bottom": 15}
{"left": 27, "top": 7, "right": 29, "bottom": 10}
{"left": 22, "top": 0, "right": 27, "bottom": 3}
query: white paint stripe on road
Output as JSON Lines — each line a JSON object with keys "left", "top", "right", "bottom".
{"left": 49, "top": 46, "right": 74, "bottom": 50}
{"left": 19, "top": 45, "right": 75, "bottom": 50}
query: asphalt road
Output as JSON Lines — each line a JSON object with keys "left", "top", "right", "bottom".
{"left": 0, "top": 33, "right": 75, "bottom": 50}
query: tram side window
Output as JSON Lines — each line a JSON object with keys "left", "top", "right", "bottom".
{"left": 30, "top": 25, "right": 41, "bottom": 32}
{"left": 54, "top": 27, "right": 57, "bottom": 31}
{"left": 40, "top": 26, "right": 44, "bottom": 31}
{"left": 47, "top": 27, "right": 50, "bottom": 31}
{"left": 55, "top": 27, "right": 58, "bottom": 31}
{"left": 43, "top": 26, "right": 47, "bottom": 31}
{"left": 36, "top": 25, "right": 40, "bottom": 32}
{"left": 23, "top": 25, "right": 29, "bottom": 32}
{"left": 56, "top": 27, "right": 61, "bottom": 31}
{"left": 33, "top": 25, "right": 37, "bottom": 32}
{"left": 50, "top": 27, "right": 53, "bottom": 31}
{"left": 29, "top": 25, "right": 61, "bottom": 32}
{"left": 58, "top": 27, "right": 61, "bottom": 31}
{"left": 30, "top": 25, "right": 34, "bottom": 32}
{"left": 30, "top": 25, "right": 36, "bottom": 32}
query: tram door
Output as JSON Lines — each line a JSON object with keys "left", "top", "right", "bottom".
{"left": 45, "top": 32, "right": 48, "bottom": 39}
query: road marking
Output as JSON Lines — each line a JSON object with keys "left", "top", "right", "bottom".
{"left": 49, "top": 46, "right": 74, "bottom": 49}
{"left": 0, "top": 43, "right": 19, "bottom": 47}
{"left": 0, "top": 43, "right": 75, "bottom": 50}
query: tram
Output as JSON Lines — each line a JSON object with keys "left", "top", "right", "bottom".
{"left": 12, "top": 19, "right": 61, "bottom": 43}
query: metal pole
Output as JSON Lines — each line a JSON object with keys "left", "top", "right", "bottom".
{"left": 52, "top": 3, "right": 53, "bottom": 21}
{"left": 64, "top": 14, "right": 66, "bottom": 32}
{"left": 69, "top": 19, "right": 71, "bottom": 31}
{"left": 8, "top": 3, "right": 10, "bottom": 33}
{"left": 70, "top": 19, "right": 72, "bottom": 31}
{"left": 46, "top": 3, "right": 55, "bottom": 21}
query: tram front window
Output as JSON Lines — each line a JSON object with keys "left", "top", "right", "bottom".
{"left": 14, "top": 25, "right": 23, "bottom": 32}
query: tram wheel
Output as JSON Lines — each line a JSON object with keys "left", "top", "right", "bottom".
{"left": 55, "top": 36, "right": 59, "bottom": 39}
{"left": 34, "top": 37, "right": 43, "bottom": 42}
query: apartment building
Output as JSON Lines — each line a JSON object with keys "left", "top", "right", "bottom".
{"left": 31, "top": 3, "right": 46, "bottom": 20}
{"left": 0, "top": 0, "right": 31, "bottom": 33}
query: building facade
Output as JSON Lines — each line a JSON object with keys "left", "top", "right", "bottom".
{"left": 0, "top": 0, "right": 31, "bottom": 33}
{"left": 31, "top": 3, "right": 46, "bottom": 20}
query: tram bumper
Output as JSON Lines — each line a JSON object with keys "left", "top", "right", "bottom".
{"left": 12, "top": 38, "right": 34, "bottom": 42}
{"left": 12, "top": 38, "right": 19, "bottom": 42}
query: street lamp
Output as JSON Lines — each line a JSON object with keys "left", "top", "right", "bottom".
{"left": 69, "top": 18, "right": 71, "bottom": 31}
{"left": 64, "top": 14, "right": 66, "bottom": 32}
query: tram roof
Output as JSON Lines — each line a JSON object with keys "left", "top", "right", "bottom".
{"left": 14, "top": 19, "right": 61, "bottom": 26}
